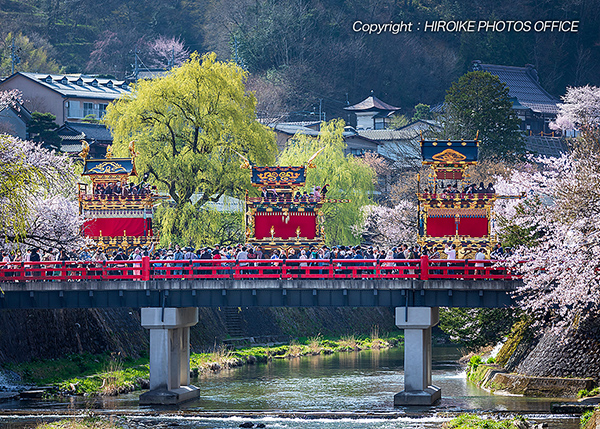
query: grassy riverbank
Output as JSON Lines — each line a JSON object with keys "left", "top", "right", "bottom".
{"left": 5, "top": 333, "right": 403, "bottom": 396}
{"left": 36, "top": 417, "right": 125, "bottom": 429}
{"left": 443, "top": 414, "right": 536, "bottom": 428}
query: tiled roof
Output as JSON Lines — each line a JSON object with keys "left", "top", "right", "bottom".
{"left": 271, "top": 123, "right": 381, "bottom": 143}
{"left": 57, "top": 122, "right": 113, "bottom": 142}
{"left": 357, "top": 129, "right": 417, "bottom": 141}
{"left": 273, "top": 123, "right": 321, "bottom": 137}
{"left": 345, "top": 95, "right": 400, "bottom": 112}
{"left": 471, "top": 63, "right": 559, "bottom": 115}
{"left": 525, "top": 136, "right": 568, "bottom": 158}
{"left": 7, "top": 72, "right": 131, "bottom": 101}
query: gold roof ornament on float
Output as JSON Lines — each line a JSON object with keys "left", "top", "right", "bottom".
{"left": 81, "top": 143, "right": 138, "bottom": 180}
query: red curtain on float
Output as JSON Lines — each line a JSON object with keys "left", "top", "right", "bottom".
{"left": 254, "top": 212, "right": 317, "bottom": 239}
{"left": 426, "top": 217, "right": 456, "bottom": 237}
{"left": 426, "top": 216, "right": 488, "bottom": 237}
{"left": 83, "top": 218, "right": 151, "bottom": 237}
{"left": 457, "top": 217, "right": 488, "bottom": 237}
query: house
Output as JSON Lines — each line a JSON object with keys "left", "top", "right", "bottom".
{"left": 0, "top": 72, "right": 131, "bottom": 125}
{"left": 344, "top": 93, "right": 401, "bottom": 130}
{"left": 0, "top": 102, "right": 31, "bottom": 140}
{"left": 433, "top": 62, "right": 568, "bottom": 157}
{"left": 269, "top": 121, "right": 381, "bottom": 156}
{"left": 56, "top": 121, "right": 113, "bottom": 158}
{"left": 470, "top": 61, "right": 560, "bottom": 135}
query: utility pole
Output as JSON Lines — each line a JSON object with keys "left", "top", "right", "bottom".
{"left": 319, "top": 99, "right": 322, "bottom": 122}
{"left": 11, "top": 39, "right": 21, "bottom": 75}
{"left": 134, "top": 45, "right": 139, "bottom": 80}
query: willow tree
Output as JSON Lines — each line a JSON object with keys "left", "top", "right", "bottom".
{"left": 104, "top": 52, "right": 276, "bottom": 246}
{"left": 278, "top": 119, "right": 375, "bottom": 245}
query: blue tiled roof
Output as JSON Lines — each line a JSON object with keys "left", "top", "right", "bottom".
{"left": 471, "top": 62, "right": 559, "bottom": 115}
{"left": 8, "top": 72, "right": 131, "bottom": 101}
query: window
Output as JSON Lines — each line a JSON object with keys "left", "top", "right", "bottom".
{"left": 83, "top": 102, "right": 94, "bottom": 117}
{"left": 98, "top": 104, "right": 108, "bottom": 118}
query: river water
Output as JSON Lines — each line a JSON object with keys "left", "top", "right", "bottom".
{"left": 0, "top": 347, "right": 580, "bottom": 428}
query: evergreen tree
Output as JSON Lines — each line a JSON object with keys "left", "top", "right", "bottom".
{"left": 441, "top": 71, "right": 524, "bottom": 160}
{"left": 28, "top": 112, "right": 61, "bottom": 151}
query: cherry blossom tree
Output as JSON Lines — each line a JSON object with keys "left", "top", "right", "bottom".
{"left": 147, "top": 35, "right": 190, "bottom": 69}
{"left": 355, "top": 201, "right": 417, "bottom": 247}
{"left": 0, "top": 89, "right": 24, "bottom": 135}
{"left": 0, "top": 134, "right": 85, "bottom": 252}
{"left": 496, "top": 86, "right": 600, "bottom": 327}
{"left": 0, "top": 89, "right": 23, "bottom": 110}
{"left": 549, "top": 85, "right": 600, "bottom": 146}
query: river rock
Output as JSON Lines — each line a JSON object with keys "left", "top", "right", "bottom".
{"left": 239, "top": 423, "right": 254, "bottom": 428}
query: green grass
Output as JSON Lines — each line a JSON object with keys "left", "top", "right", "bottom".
{"left": 5, "top": 332, "right": 404, "bottom": 396}
{"left": 444, "top": 414, "right": 529, "bottom": 428}
{"left": 578, "top": 387, "right": 600, "bottom": 399}
{"left": 5, "top": 353, "right": 147, "bottom": 385}
{"left": 35, "top": 416, "right": 124, "bottom": 428}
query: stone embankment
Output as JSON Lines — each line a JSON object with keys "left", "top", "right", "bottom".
{"left": 0, "top": 307, "right": 397, "bottom": 363}
{"left": 469, "top": 312, "right": 600, "bottom": 398}
{"left": 468, "top": 363, "right": 593, "bottom": 397}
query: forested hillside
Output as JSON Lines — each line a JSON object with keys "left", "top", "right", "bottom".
{"left": 1, "top": 0, "right": 598, "bottom": 118}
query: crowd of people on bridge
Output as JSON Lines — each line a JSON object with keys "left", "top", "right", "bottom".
{"left": 1, "top": 241, "right": 511, "bottom": 270}
{"left": 93, "top": 181, "right": 152, "bottom": 197}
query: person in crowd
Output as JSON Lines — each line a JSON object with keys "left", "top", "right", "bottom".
{"left": 475, "top": 248, "right": 486, "bottom": 276}
{"left": 237, "top": 246, "right": 249, "bottom": 274}
{"left": 444, "top": 243, "right": 456, "bottom": 275}
{"left": 131, "top": 247, "right": 142, "bottom": 277}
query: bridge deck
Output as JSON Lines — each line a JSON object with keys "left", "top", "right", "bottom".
{"left": 0, "top": 257, "right": 520, "bottom": 309}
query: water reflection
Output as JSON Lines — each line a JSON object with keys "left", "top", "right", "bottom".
{"left": 0, "top": 346, "right": 581, "bottom": 428}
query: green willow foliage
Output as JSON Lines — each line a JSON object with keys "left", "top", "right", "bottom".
{"left": 104, "top": 52, "right": 276, "bottom": 246}
{"left": 0, "top": 136, "right": 36, "bottom": 242}
{"left": 155, "top": 205, "right": 244, "bottom": 248}
{"left": 278, "top": 119, "right": 375, "bottom": 245}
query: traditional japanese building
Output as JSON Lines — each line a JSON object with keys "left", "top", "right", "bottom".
{"left": 417, "top": 137, "right": 496, "bottom": 258}
{"left": 344, "top": 92, "right": 401, "bottom": 130}
{"left": 78, "top": 142, "right": 160, "bottom": 252}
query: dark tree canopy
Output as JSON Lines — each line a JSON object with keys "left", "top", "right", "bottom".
{"left": 441, "top": 71, "right": 524, "bottom": 160}
{"left": 28, "top": 112, "right": 60, "bottom": 151}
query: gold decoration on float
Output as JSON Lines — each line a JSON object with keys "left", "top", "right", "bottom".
{"left": 431, "top": 149, "right": 467, "bottom": 163}
{"left": 88, "top": 162, "right": 128, "bottom": 175}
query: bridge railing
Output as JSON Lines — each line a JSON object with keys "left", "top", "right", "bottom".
{"left": 0, "top": 256, "right": 519, "bottom": 282}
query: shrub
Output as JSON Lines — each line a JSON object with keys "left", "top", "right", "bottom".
{"left": 468, "top": 355, "right": 483, "bottom": 372}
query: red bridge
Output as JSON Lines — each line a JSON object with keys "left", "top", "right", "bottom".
{"left": 0, "top": 256, "right": 517, "bottom": 282}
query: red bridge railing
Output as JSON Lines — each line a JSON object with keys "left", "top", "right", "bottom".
{"left": 0, "top": 257, "right": 519, "bottom": 282}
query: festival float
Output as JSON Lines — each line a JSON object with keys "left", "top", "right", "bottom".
{"left": 417, "top": 135, "right": 502, "bottom": 258}
{"left": 241, "top": 150, "right": 348, "bottom": 251}
{"left": 77, "top": 141, "right": 161, "bottom": 252}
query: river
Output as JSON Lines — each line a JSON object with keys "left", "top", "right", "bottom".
{"left": 0, "top": 346, "right": 580, "bottom": 428}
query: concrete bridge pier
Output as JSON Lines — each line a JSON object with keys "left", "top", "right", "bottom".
{"left": 394, "top": 306, "right": 441, "bottom": 406}
{"left": 139, "top": 307, "right": 201, "bottom": 405}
